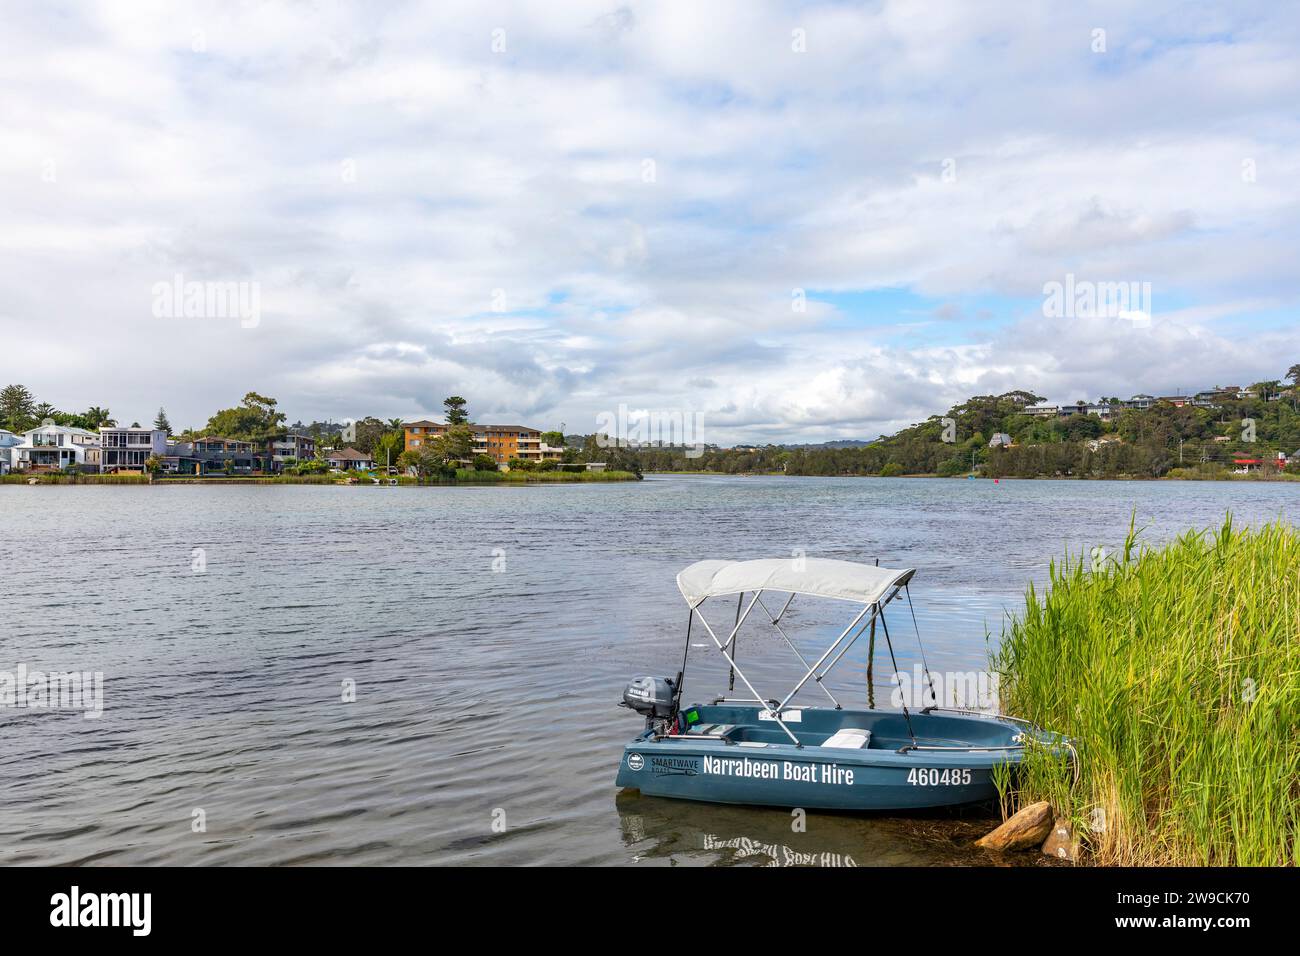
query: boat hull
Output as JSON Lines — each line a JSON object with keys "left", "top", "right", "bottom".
{"left": 615, "top": 705, "right": 1041, "bottom": 812}
{"left": 617, "top": 744, "right": 1002, "bottom": 811}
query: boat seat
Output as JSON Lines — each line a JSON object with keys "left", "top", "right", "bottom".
{"left": 690, "top": 723, "right": 735, "bottom": 736}
{"left": 822, "top": 728, "right": 872, "bottom": 749}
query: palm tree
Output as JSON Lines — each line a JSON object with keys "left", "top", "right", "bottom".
{"left": 34, "top": 402, "right": 58, "bottom": 422}
{"left": 85, "top": 406, "right": 116, "bottom": 428}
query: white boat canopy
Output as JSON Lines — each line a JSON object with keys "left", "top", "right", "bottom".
{"left": 671, "top": 557, "right": 926, "bottom": 745}
{"left": 677, "top": 558, "right": 915, "bottom": 609}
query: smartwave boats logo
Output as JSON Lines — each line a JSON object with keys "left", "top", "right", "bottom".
{"left": 50, "top": 886, "right": 151, "bottom": 936}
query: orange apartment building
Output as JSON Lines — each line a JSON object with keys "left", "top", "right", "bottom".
{"left": 403, "top": 420, "right": 563, "bottom": 466}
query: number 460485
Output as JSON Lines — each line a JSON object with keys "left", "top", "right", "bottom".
{"left": 907, "top": 768, "right": 972, "bottom": 786}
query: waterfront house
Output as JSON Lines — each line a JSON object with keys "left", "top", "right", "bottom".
{"left": 100, "top": 426, "right": 168, "bottom": 473}
{"left": 1025, "top": 404, "right": 1059, "bottom": 418}
{"left": 272, "top": 432, "right": 316, "bottom": 466}
{"left": 163, "top": 436, "right": 266, "bottom": 475}
{"left": 11, "top": 421, "right": 101, "bottom": 472}
{"left": 326, "top": 447, "right": 373, "bottom": 471}
{"left": 0, "top": 429, "right": 23, "bottom": 474}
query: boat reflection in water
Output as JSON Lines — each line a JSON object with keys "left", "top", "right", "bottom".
{"left": 614, "top": 790, "right": 1026, "bottom": 867}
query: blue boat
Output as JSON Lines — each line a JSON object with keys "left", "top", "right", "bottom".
{"left": 615, "top": 558, "right": 1063, "bottom": 811}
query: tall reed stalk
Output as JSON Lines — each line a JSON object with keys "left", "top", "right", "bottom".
{"left": 993, "top": 516, "right": 1298, "bottom": 865}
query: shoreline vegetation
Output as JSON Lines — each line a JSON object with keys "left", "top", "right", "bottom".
{"left": 630, "top": 382, "right": 1300, "bottom": 480}
{"left": 644, "top": 470, "right": 1300, "bottom": 481}
{"left": 992, "top": 518, "right": 1298, "bottom": 866}
{"left": 1, "top": 469, "right": 638, "bottom": 486}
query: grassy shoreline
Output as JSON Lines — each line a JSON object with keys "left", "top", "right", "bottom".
{"left": 992, "top": 518, "right": 1298, "bottom": 866}
{"left": 1, "top": 470, "right": 639, "bottom": 485}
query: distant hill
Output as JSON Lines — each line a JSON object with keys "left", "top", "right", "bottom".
{"left": 616, "top": 383, "right": 1300, "bottom": 478}
{"left": 780, "top": 439, "right": 874, "bottom": 449}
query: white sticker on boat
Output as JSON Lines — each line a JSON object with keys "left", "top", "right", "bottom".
{"left": 757, "top": 709, "right": 802, "bottom": 723}
{"left": 627, "top": 753, "right": 644, "bottom": 771}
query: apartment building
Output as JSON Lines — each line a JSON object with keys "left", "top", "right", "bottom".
{"left": 403, "top": 419, "right": 563, "bottom": 465}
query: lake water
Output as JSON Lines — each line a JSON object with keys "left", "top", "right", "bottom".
{"left": 0, "top": 476, "right": 1293, "bottom": 866}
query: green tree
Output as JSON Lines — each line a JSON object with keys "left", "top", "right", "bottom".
{"left": 372, "top": 430, "right": 404, "bottom": 471}
{"left": 34, "top": 402, "right": 58, "bottom": 421}
{"left": 154, "top": 407, "right": 172, "bottom": 434}
{"left": 541, "top": 430, "right": 565, "bottom": 447}
{"left": 204, "top": 392, "right": 286, "bottom": 473}
{"left": 397, "top": 449, "right": 422, "bottom": 474}
{"left": 443, "top": 396, "right": 468, "bottom": 425}
{"left": 430, "top": 423, "right": 474, "bottom": 462}
{"left": 84, "top": 406, "right": 115, "bottom": 428}
{"left": 205, "top": 391, "right": 284, "bottom": 439}
{"left": 0, "top": 384, "right": 37, "bottom": 431}
{"left": 350, "top": 417, "right": 387, "bottom": 453}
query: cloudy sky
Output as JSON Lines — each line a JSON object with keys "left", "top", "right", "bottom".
{"left": 3, "top": 1, "right": 1298, "bottom": 443}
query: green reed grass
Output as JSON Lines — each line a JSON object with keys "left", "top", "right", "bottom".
{"left": 993, "top": 516, "right": 1298, "bottom": 866}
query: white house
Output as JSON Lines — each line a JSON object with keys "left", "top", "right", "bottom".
{"left": 326, "top": 447, "right": 373, "bottom": 471}
{"left": 0, "top": 429, "right": 24, "bottom": 474}
{"left": 11, "top": 421, "right": 101, "bottom": 472}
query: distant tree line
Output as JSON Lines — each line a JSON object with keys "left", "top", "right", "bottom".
{"left": 610, "top": 370, "right": 1300, "bottom": 479}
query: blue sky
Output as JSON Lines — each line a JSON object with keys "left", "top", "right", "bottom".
{"left": 1, "top": 1, "right": 1298, "bottom": 443}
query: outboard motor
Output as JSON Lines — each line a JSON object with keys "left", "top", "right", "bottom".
{"left": 620, "top": 676, "right": 678, "bottom": 732}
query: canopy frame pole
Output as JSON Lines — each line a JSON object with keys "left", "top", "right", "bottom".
{"left": 691, "top": 601, "right": 800, "bottom": 746}
{"left": 771, "top": 592, "right": 797, "bottom": 624}
{"left": 774, "top": 603, "right": 872, "bottom": 712}
{"left": 815, "top": 612, "right": 877, "bottom": 682}
{"left": 904, "top": 583, "right": 939, "bottom": 708}
{"left": 671, "top": 608, "right": 693, "bottom": 718}
{"left": 727, "top": 591, "right": 743, "bottom": 692}
{"left": 817, "top": 582, "right": 908, "bottom": 681}
{"left": 754, "top": 594, "right": 841, "bottom": 709}
{"left": 878, "top": 607, "right": 918, "bottom": 748}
